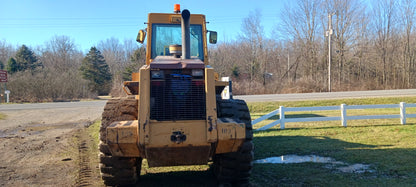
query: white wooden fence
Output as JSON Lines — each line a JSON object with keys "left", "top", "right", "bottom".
{"left": 253, "top": 102, "right": 416, "bottom": 131}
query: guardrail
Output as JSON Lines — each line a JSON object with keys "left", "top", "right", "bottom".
{"left": 253, "top": 102, "right": 416, "bottom": 131}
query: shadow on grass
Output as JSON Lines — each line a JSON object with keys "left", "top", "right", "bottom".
{"left": 256, "top": 123, "right": 410, "bottom": 132}
{"left": 253, "top": 135, "right": 377, "bottom": 159}
{"left": 136, "top": 168, "right": 217, "bottom": 186}
{"left": 252, "top": 134, "right": 416, "bottom": 186}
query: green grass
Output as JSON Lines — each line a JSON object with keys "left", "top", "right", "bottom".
{"left": 88, "top": 121, "right": 101, "bottom": 147}
{"left": 251, "top": 96, "right": 416, "bottom": 186}
{"left": 0, "top": 113, "right": 5, "bottom": 120}
{"left": 248, "top": 96, "right": 416, "bottom": 113}
{"left": 252, "top": 124, "right": 416, "bottom": 186}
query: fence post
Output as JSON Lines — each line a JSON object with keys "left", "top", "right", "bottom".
{"left": 400, "top": 102, "right": 406, "bottom": 125}
{"left": 279, "top": 106, "right": 285, "bottom": 129}
{"left": 341, "top": 104, "right": 347, "bottom": 127}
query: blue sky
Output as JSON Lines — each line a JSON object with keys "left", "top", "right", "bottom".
{"left": 0, "top": 0, "right": 285, "bottom": 52}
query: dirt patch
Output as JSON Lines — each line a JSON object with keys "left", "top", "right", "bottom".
{"left": 74, "top": 127, "right": 103, "bottom": 187}
{"left": 0, "top": 123, "right": 78, "bottom": 186}
{"left": 0, "top": 122, "right": 103, "bottom": 186}
{"left": 0, "top": 101, "right": 105, "bottom": 186}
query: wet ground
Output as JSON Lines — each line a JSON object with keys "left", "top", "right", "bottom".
{"left": 255, "top": 155, "right": 374, "bottom": 173}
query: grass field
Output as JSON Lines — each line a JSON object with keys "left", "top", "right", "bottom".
{"left": 90, "top": 96, "right": 416, "bottom": 186}
{"left": 251, "top": 97, "right": 416, "bottom": 186}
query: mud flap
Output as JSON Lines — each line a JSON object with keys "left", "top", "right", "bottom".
{"left": 145, "top": 146, "right": 211, "bottom": 167}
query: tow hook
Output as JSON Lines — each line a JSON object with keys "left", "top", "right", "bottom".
{"left": 170, "top": 131, "right": 187, "bottom": 144}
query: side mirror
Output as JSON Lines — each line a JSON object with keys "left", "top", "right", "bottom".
{"left": 136, "top": 29, "right": 146, "bottom": 44}
{"left": 209, "top": 31, "right": 217, "bottom": 44}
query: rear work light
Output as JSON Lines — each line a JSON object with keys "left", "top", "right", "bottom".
{"left": 192, "top": 69, "right": 204, "bottom": 77}
{"left": 151, "top": 70, "right": 164, "bottom": 79}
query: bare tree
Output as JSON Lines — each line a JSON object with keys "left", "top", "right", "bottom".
{"left": 279, "top": 0, "right": 324, "bottom": 89}
{"left": 240, "top": 9, "right": 265, "bottom": 83}
{"left": 372, "top": 0, "right": 398, "bottom": 87}
{"left": 42, "top": 35, "right": 81, "bottom": 72}
{"left": 0, "top": 40, "right": 16, "bottom": 67}
{"left": 324, "top": 0, "right": 366, "bottom": 88}
{"left": 98, "top": 37, "right": 125, "bottom": 74}
{"left": 399, "top": 0, "right": 416, "bottom": 87}
{"left": 349, "top": 8, "right": 374, "bottom": 90}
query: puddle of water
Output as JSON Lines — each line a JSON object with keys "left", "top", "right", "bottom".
{"left": 254, "top": 155, "right": 373, "bottom": 173}
{"left": 337, "top": 164, "right": 372, "bottom": 173}
{"left": 254, "top": 155, "right": 343, "bottom": 164}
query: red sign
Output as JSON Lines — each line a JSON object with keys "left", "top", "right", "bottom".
{"left": 0, "top": 70, "right": 7, "bottom": 82}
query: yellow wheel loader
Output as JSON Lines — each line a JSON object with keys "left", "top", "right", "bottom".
{"left": 99, "top": 4, "right": 253, "bottom": 186}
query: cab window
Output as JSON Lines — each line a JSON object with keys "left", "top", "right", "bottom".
{"left": 151, "top": 24, "right": 204, "bottom": 61}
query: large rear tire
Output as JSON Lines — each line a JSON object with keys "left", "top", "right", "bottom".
{"left": 99, "top": 98, "right": 142, "bottom": 186}
{"left": 214, "top": 99, "right": 254, "bottom": 186}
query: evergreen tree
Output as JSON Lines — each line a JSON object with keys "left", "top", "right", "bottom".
{"left": 122, "top": 63, "right": 139, "bottom": 81}
{"left": 6, "top": 58, "right": 18, "bottom": 73}
{"left": 122, "top": 47, "right": 145, "bottom": 81}
{"left": 14, "top": 45, "right": 42, "bottom": 72}
{"left": 231, "top": 65, "right": 240, "bottom": 78}
{"left": 80, "top": 47, "right": 112, "bottom": 95}
{"left": 0, "top": 60, "right": 4, "bottom": 70}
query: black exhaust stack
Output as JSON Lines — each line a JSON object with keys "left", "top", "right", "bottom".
{"left": 181, "top": 9, "right": 191, "bottom": 59}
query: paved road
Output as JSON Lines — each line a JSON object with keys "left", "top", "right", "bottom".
{"left": 235, "top": 89, "right": 416, "bottom": 102}
{"left": 0, "top": 100, "right": 106, "bottom": 130}
{"left": 0, "top": 100, "right": 106, "bottom": 111}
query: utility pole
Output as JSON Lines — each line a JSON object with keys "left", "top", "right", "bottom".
{"left": 287, "top": 48, "right": 290, "bottom": 82}
{"left": 326, "top": 13, "right": 334, "bottom": 92}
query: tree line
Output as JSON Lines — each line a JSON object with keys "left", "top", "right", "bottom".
{"left": 211, "top": 0, "right": 416, "bottom": 95}
{"left": 0, "top": 36, "right": 145, "bottom": 102}
{"left": 1, "top": 0, "right": 415, "bottom": 102}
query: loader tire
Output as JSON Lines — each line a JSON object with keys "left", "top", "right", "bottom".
{"left": 214, "top": 99, "right": 254, "bottom": 186}
{"left": 99, "top": 98, "right": 141, "bottom": 186}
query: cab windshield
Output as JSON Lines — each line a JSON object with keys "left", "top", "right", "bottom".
{"left": 151, "top": 24, "right": 204, "bottom": 61}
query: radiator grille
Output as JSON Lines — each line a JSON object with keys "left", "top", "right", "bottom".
{"left": 150, "top": 72, "right": 206, "bottom": 121}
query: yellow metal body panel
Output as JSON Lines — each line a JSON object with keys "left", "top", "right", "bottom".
{"left": 106, "top": 124, "right": 120, "bottom": 155}
{"left": 106, "top": 120, "right": 140, "bottom": 157}
{"left": 145, "top": 13, "right": 209, "bottom": 65}
{"left": 146, "top": 120, "right": 209, "bottom": 146}
{"left": 215, "top": 118, "right": 246, "bottom": 154}
{"left": 123, "top": 81, "right": 139, "bottom": 95}
{"left": 132, "top": 72, "right": 140, "bottom": 81}
{"left": 215, "top": 80, "right": 229, "bottom": 87}
{"left": 144, "top": 120, "right": 212, "bottom": 167}
{"left": 205, "top": 67, "right": 218, "bottom": 143}
{"left": 138, "top": 66, "right": 151, "bottom": 149}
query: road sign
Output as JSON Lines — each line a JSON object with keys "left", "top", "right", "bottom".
{"left": 4, "top": 90, "right": 10, "bottom": 103}
{"left": 0, "top": 70, "right": 7, "bottom": 82}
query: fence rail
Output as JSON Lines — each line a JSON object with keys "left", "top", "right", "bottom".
{"left": 253, "top": 102, "right": 416, "bottom": 131}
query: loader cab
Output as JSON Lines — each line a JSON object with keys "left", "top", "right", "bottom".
{"left": 136, "top": 6, "right": 216, "bottom": 65}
